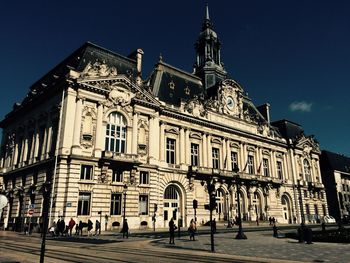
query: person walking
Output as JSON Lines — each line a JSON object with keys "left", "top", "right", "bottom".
{"left": 87, "top": 219, "right": 93, "bottom": 237}
{"left": 169, "top": 218, "right": 176, "bottom": 244}
{"left": 95, "top": 220, "right": 101, "bottom": 236}
{"left": 68, "top": 218, "right": 76, "bottom": 236}
{"left": 78, "top": 220, "right": 83, "bottom": 236}
{"left": 122, "top": 219, "right": 129, "bottom": 238}
{"left": 188, "top": 219, "right": 197, "bottom": 241}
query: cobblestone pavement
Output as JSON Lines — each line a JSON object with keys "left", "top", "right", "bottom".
{"left": 151, "top": 230, "right": 350, "bottom": 263}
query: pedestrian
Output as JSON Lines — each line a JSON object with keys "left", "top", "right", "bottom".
{"left": 293, "top": 216, "right": 297, "bottom": 224}
{"left": 95, "top": 220, "right": 101, "bottom": 235}
{"left": 272, "top": 217, "right": 276, "bottom": 225}
{"left": 169, "top": 218, "right": 176, "bottom": 244}
{"left": 268, "top": 217, "right": 272, "bottom": 225}
{"left": 122, "top": 219, "right": 129, "bottom": 238}
{"left": 256, "top": 216, "right": 259, "bottom": 226}
{"left": 68, "top": 218, "right": 76, "bottom": 236}
{"left": 87, "top": 219, "right": 93, "bottom": 237}
{"left": 58, "top": 218, "right": 65, "bottom": 236}
{"left": 188, "top": 219, "right": 197, "bottom": 241}
{"left": 212, "top": 218, "right": 216, "bottom": 234}
{"left": 78, "top": 220, "right": 83, "bottom": 236}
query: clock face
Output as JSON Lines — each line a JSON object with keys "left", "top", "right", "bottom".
{"left": 226, "top": 96, "right": 235, "bottom": 110}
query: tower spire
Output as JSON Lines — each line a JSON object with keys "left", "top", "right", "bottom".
{"left": 205, "top": 3, "right": 210, "bottom": 20}
{"left": 195, "top": 4, "right": 227, "bottom": 90}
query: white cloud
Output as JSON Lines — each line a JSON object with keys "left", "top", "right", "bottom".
{"left": 289, "top": 101, "right": 313, "bottom": 112}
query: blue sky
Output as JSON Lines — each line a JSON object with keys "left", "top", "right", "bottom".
{"left": 0, "top": 0, "right": 349, "bottom": 156}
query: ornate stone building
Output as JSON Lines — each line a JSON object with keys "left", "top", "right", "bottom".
{"left": 0, "top": 6, "right": 328, "bottom": 231}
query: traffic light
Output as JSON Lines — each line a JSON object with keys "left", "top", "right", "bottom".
{"left": 193, "top": 199, "right": 198, "bottom": 209}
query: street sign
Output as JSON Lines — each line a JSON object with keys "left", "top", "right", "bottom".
{"left": 28, "top": 209, "right": 34, "bottom": 217}
{"left": 28, "top": 204, "right": 35, "bottom": 209}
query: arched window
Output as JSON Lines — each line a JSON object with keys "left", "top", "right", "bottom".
{"left": 164, "top": 185, "right": 178, "bottom": 199}
{"left": 105, "top": 112, "right": 127, "bottom": 153}
{"left": 303, "top": 159, "right": 312, "bottom": 182}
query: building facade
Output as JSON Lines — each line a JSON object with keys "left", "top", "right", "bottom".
{"left": 0, "top": 7, "right": 328, "bottom": 231}
{"left": 320, "top": 150, "right": 350, "bottom": 222}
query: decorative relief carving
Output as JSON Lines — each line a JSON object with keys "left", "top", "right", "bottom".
{"left": 81, "top": 61, "right": 118, "bottom": 79}
{"left": 184, "top": 95, "right": 207, "bottom": 118}
{"left": 138, "top": 119, "right": 149, "bottom": 155}
{"left": 189, "top": 132, "right": 202, "bottom": 140}
{"left": 103, "top": 87, "right": 135, "bottom": 108}
{"left": 81, "top": 105, "right": 97, "bottom": 149}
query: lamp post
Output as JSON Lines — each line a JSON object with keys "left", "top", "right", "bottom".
{"left": 39, "top": 181, "right": 52, "bottom": 263}
{"left": 297, "top": 179, "right": 305, "bottom": 225}
{"left": 226, "top": 194, "right": 231, "bottom": 228}
{"left": 188, "top": 165, "right": 216, "bottom": 252}
{"left": 233, "top": 164, "right": 247, "bottom": 239}
{"left": 123, "top": 184, "right": 128, "bottom": 224}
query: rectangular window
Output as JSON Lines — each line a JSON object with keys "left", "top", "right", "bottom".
{"left": 305, "top": 204, "right": 310, "bottom": 215}
{"left": 304, "top": 190, "right": 308, "bottom": 198}
{"left": 80, "top": 165, "right": 93, "bottom": 180}
{"left": 277, "top": 161, "right": 283, "bottom": 179}
{"left": 191, "top": 143, "right": 199, "bottom": 167}
{"left": 112, "top": 170, "right": 123, "bottom": 183}
{"left": 166, "top": 138, "right": 176, "bottom": 164}
{"left": 322, "top": 204, "right": 326, "bottom": 216}
{"left": 314, "top": 204, "right": 319, "bottom": 215}
{"left": 212, "top": 148, "right": 220, "bottom": 169}
{"left": 263, "top": 158, "right": 269, "bottom": 177}
{"left": 26, "top": 132, "right": 34, "bottom": 161}
{"left": 343, "top": 184, "right": 346, "bottom": 191}
{"left": 344, "top": 194, "right": 348, "bottom": 202}
{"left": 231, "top": 151, "right": 238, "bottom": 171}
{"left": 140, "top": 171, "right": 149, "bottom": 185}
{"left": 247, "top": 155, "right": 254, "bottom": 174}
{"left": 139, "top": 195, "right": 148, "bottom": 215}
{"left": 16, "top": 137, "right": 23, "bottom": 165}
{"left": 110, "top": 193, "right": 122, "bottom": 215}
{"left": 77, "top": 192, "right": 91, "bottom": 215}
{"left": 347, "top": 185, "right": 349, "bottom": 192}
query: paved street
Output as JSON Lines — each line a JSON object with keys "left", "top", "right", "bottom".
{"left": 0, "top": 225, "right": 349, "bottom": 263}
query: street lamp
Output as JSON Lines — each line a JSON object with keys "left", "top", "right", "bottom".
{"left": 39, "top": 181, "right": 52, "bottom": 263}
{"left": 123, "top": 184, "right": 128, "bottom": 224}
{"left": 201, "top": 177, "right": 217, "bottom": 252}
{"left": 297, "top": 179, "right": 305, "bottom": 225}
{"left": 233, "top": 164, "right": 247, "bottom": 239}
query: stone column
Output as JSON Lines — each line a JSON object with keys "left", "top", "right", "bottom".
{"left": 226, "top": 140, "right": 231, "bottom": 170}
{"left": 148, "top": 115, "right": 159, "bottom": 163}
{"left": 202, "top": 133, "right": 207, "bottom": 167}
{"left": 184, "top": 129, "right": 190, "bottom": 165}
{"left": 159, "top": 121, "right": 165, "bottom": 162}
{"left": 45, "top": 125, "right": 53, "bottom": 158}
{"left": 240, "top": 143, "right": 246, "bottom": 173}
{"left": 94, "top": 102, "right": 103, "bottom": 158}
{"left": 179, "top": 127, "right": 185, "bottom": 164}
{"left": 207, "top": 134, "right": 211, "bottom": 168}
{"left": 221, "top": 138, "right": 226, "bottom": 169}
{"left": 271, "top": 150, "right": 277, "bottom": 178}
{"left": 132, "top": 112, "right": 138, "bottom": 155}
{"left": 72, "top": 96, "right": 83, "bottom": 154}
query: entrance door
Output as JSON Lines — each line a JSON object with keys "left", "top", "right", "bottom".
{"left": 164, "top": 185, "right": 180, "bottom": 227}
{"left": 281, "top": 195, "right": 292, "bottom": 224}
{"left": 215, "top": 189, "right": 225, "bottom": 220}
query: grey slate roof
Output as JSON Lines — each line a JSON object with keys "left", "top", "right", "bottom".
{"left": 148, "top": 61, "right": 204, "bottom": 106}
{"left": 271, "top": 119, "right": 304, "bottom": 140}
{"left": 321, "top": 150, "right": 350, "bottom": 173}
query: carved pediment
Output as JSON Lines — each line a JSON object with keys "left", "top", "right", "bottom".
{"left": 189, "top": 132, "right": 202, "bottom": 140}
{"left": 294, "top": 134, "right": 320, "bottom": 154}
{"left": 76, "top": 74, "right": 160, "bottom": 107}
{"left": 184, "top": 95, "right": 207, "bottom": 118}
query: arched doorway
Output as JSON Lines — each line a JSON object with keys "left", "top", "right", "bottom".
{"left": 163, "top": 185, "right": 181, "bottom": 227}
{"left": 215, "top": 189, "right": 226, "bottom": 220}
{"left": 253, "top": 191, "right": 263, "bottom": 221}
{"left": 236, "top": 190, "right": 247, "bottom": 221}
{"left": 281, "top": 194, "right": 292, "bottom": 224}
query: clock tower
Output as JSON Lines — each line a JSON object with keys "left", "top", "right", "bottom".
{"left": 194, "top": 4, "right": 227, "bottom": 90}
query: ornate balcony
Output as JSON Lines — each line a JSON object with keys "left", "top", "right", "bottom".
{"left": 100, "top": 151, "right": 142, "bottom": 170}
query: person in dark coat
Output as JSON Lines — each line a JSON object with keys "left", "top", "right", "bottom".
{"left": 169, "top": 218, "right": 176, "bottom": 244}
{"left": 78, "top": 220, "right": 83, "bottom": 236}
{"left": 87, "top": 219, "right": 93, "bottom": 237}
{"left": 122, "top": 219, "right": 129, "bottom": 238}
{"left": 95, "top": 220, "right": 101, "bottom": 235}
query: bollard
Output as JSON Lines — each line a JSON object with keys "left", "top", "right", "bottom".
{"left": 273, "top": 224, "right": 278, "bottom": 238}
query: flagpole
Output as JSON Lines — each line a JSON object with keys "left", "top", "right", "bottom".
{"left": 48, "top": 89, "right": 65, "bottom": 228}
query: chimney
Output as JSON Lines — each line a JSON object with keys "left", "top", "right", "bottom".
{"left": 128, "top": 49, "right": 144, "bottom": 85}
{"left": 257, "top": 103, "right": 270, "bottom": 123}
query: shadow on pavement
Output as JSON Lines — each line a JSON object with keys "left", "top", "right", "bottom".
{"left": 47, "top": 236, "right": 122, "bottom": 244}
{"left": 150, "top": 239, "right": 209, "bottom": 252}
